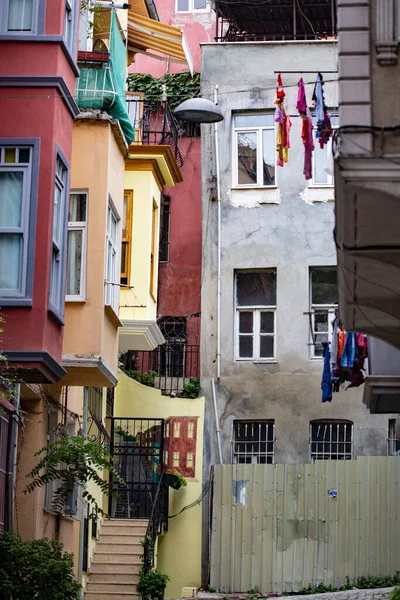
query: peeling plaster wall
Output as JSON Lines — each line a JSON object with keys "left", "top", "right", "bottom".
{"left": 200, "top": 40, "right": 393, "bottom": 483}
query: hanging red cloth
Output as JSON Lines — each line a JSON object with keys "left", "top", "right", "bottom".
{"left": 274, "top": 74, "right": 291, "bottom": 167}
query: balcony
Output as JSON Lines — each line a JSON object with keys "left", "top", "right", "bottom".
{"left": 126, "top": 96, "right": 184, "bottom": 168}
{"left": 363, "top": 337, "right": 400, "bottom": 414}
{"left": 121, "top": 342, "right": 200, "bottom": 397}
{"left": 215, "top": 0, "right": 337, "bottom": 42}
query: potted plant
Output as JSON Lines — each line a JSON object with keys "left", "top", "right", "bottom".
{"left": 165, "top": 468, "right": 187, "bottom": 490}
{"left": 137, "top": 569, "right": 170, "bottom": 600}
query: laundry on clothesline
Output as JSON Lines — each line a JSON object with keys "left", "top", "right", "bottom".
{"left": 274, "top": 74, "right": 291, "bottom": 167}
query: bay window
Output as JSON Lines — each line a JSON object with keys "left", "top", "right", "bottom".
{"left": 105, "top": 199, "right": 120, "bottom": 314}
{"left": 235, "top": 270, "right": 277, "bottom": 360}
{"left": 66, "top": 192, "right": 87, "bottom": 300}
{"left": 233, "top": 114, "right": 275, "bottom": 187}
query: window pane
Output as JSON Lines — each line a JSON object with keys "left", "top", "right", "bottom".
{"left": 260, "top": 311, "right": 274, "bottom": 333}
{"left": 237, "top": 132, "right": 257, "bottom": 185}
{"left": 239, "top": 311, "right": 253, "bottom": 333}
{"left": 262, "top": 129, "right": 275, "bottom": 186}
{"left": 235, "top": 114, "right": 274, "bottom": 128}
{"left": 311, "top": 269, "right": 337, "bottom": 304}
{"left": 122, "top": 196, "right": 127, "bottom": 237}
{"left": 194, "top": 0, "right": 207, "bottom": 7}
{"left": 18, "top": 148, "right": 30, "bottom": 163}
{"left": 0, "top": 234, "right": 21, "bottom": 290}
{"left": 260, "top": 336, "right": 274, "bottom": 358}
{"left": 53, "top": 185, "right": 62, "bottom": 243}
{"left": 4, "top": 149, "right": 16, "bottom": 164}
{"left": 66, "top": 230, "right": 83, "bottom": 295}
{"left": 239, "top": 336, "right": 253, "bottom": 358}
{"left": 0, "top": 172, "right": 23, "bottom": 227}
{"left": 8, "top": 0, "right": 34, "bottom": 31}
{"left": 177, "top": 0, "right": 189, "bottom": 9}
{"left": 237, "top": 271, "right": 276, "bottom": 306}
{"left": 69, "top": 194, "right": 86, "bottom": 222}
{"left": 121, "top": 241, "right": 127, "bottom": 273}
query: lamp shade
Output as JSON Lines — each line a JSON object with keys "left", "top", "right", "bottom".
{"left": 174, "top": 98, "right": 224, "bottom": 123}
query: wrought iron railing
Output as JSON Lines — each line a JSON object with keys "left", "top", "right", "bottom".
{"left": 214, "top": 32, "right": 337, "bottom": 42}
{"left": 142, "top": 471, "right": 169, "bottom": 573}
{"left": 122, "top": 342, "right": 200, "bottom": 396}
{"left": 126, "top": 98, "right": 184, "bottom": 168}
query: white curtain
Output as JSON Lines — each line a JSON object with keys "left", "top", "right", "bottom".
{"left": 0, "top": 172, "right": 23, "bottom": 290}
{"left": 8, "top": 0, "right": 34, "bottom": 31}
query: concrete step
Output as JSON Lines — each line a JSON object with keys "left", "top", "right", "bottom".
{"left": 96, "top": 543, "right": 142, "bottom": 553}
{"left": 91, "top": 552, "right": 142, "bottom": 564}
{"left": 90, "top": 562, "right": 141, "bottom": 574}
{"left": 98, "top": 534, "right": 145, "bottom": 544}
{"left": 84, "top": 593, "right": 139, "bottom": 600}
{"left": 103, "top": 519, "right": 148, "bottom": 527}
{"left": 100, "top": 525, "right": 147, "bottom": 535}
{"left": 86, "top": 583, "right": 138, "bottom": 594}
{"left": 88, "top": 573, "right": 139, "bottom": 584}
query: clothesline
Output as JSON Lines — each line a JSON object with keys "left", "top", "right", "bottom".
{"left": 274, "top": 70, "right": 337, "bottom": 74}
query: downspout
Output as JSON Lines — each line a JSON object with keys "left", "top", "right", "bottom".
{"left": 78, "top": 387, "right": 89, "bottom": 594}
{"left": 6, "top": 383, "right": 20, "bottom": 532}
{"left": 214, "top": 85, "right": 222, "bottom": 381}
{"left": 211, "top": 379, "right": 223, "bottom": 464}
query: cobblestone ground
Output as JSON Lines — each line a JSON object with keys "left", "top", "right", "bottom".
{"left": 193, "top": 587, "right": 395, "bottom": 600}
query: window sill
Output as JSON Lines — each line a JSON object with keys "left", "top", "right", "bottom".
{"left": 105, "top": 304, "right": 123, "bottom": 328}
{"left": 231, "top": 185, "right": 277, "bottom": 191}
{"left": 235, "top": 359, "right": 277, "bottom": 364}
{"left": 308, "top": 184, "right": 334, "bottom": 189}
{"left": 66, "top": 296, "right": 86, "bottom": 303}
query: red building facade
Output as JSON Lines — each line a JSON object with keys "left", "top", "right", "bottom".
{"left": 164, "top": 416, "right": 199, "bottom": 478}
{"left": 0, "top": 0, "right": 79, "bottom": 383}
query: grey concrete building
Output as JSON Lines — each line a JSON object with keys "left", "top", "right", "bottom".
{"left": 200, "top": 39, "right": 397, "bottom": 480}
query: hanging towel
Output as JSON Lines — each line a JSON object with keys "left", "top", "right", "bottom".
{"left": 330, "top": 317, "right": 339, "bottom": 369}
{"left": 275, "top": 74, "right": 291, "bottom": 167}
{"left": 312, "top": 73, "right": 333, "bottom": 149}
{"left": 312, "top": 73, "right": 325, "bottom": 122}
{"left": 297, "top": 78, "right": 314, "bottom": 180}
{"left": 321, "top": 342, "right": 332, "bottom": 403}
{"left": 341, "top": 332, "right": 359, "bottom": 368}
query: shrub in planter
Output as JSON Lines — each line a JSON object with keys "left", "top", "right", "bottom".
{"left": 165, "top": 468, "right": 187, "bottom": 490}
{"left": 0, "top": 532, "right": 81, "bottom": 600}
{"left": 137, "top": 568, "right": 170, "bottom": 600}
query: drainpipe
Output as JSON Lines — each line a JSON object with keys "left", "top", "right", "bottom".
{"left": 214, "top": 85, "right": 222, "bottom": 381}
{"left": 78, "top": 387, "right": 89, "bottom": 594}
{"left": 6, "top": 384, "right": 20, "bottom": 532}
{"left": 211, "top": 379, "right": 223, "bottom": 464}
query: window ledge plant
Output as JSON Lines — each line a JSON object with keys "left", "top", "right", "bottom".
{"left": 165, "top": 468, "right": 187, "bottom": 490}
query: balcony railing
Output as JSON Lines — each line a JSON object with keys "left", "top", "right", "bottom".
{"left": 126, "top": 98, "right": 184, "bottom": 168}
{"left": 123, "top": 342, "right": 200, "bottom": 396}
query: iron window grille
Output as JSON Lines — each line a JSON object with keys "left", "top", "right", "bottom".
{"left": 310, "top": 421, "right": 353, "bottom": 461}
{"left": 232, "top": 420, "right": 275, "bottom": 464}
{"left": 159, "top": 196, "right": 170, "bottom": 263}
{"left": 310, "top": 267, "right": 338, "bottom": 358}
{"left": 388, "top": 419, "right": 400, "bottom": 456}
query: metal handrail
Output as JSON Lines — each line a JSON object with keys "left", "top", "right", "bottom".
{"left": 142, "top": 472, "right": 169, "bottom": 573}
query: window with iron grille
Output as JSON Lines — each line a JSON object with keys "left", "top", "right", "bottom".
{"left": 88, "top": 387, "right": 103, "bottom": 422}
{"left": 232, "top": 420, "right": 275, "bottom": 464}
{"left": 388, "top": 419, "right": 400, "bottom": 456}
{"left": 106, "top": 388, "right": 114, "bottom": 418}
{"left": 310, "top": 420, "right": 353, "bottom": 461}
{"left": 310, "top": 267, "right": 338, "bottom": 358}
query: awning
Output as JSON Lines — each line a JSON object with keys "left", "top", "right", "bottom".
{"left": 127, "top": 12, "right": 193, "bottom": 74}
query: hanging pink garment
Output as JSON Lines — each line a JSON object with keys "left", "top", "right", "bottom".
{"left": 297, "top": 78, "right": 314, "bottom": 180}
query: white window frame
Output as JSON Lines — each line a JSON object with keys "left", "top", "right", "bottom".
{"left": 105, "top": 198, "right": 120, "bottom": 315}
{"left": 49, "top": 150, "right": 69, "bottom": 323}
{"left": 310, "top": 267, "right": 338, "bottom": 359}
{"left": 64, "top": 0, "right": 74, "bottom": 51}
{"left": 175, "top": 0, "right": 210, "bottom": 13}
{"left": 66, "top": 191, "right": 87, "bottom": 302}
{"left": 232, "top": 114, "right": 276, "bottom": 189}
{"left": 235, "top": 270, "right": 277, "bottom": 362}
{"left": 232, "top": 420, "right": 275, "bottom": 464}
{"left": 309, "top": 421, "right": 353, "bottom": 462}
{"left": 310, "top": 115, "right": 339, "bottom": 187}
{"left": 1, "top": 0, "right": 39, "bottom": 35}
{"left": 0, "top": 145, "right": 32, "bottom": 301}
{"left": 388, "top": 419, "right": 400, "bottom": 456}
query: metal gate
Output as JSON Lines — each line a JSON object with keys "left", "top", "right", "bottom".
{"left": 110, "top": 418, "right": 164, "bottom": 519}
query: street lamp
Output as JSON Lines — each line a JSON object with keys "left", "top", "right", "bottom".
{"left": 173, "top": 97, "right": 223, "bottom": 123}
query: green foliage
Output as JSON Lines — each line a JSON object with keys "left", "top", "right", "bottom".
{"left": 248, "top": 587, "right": 260, "bottom": 595}
{"left": 391, "top": 588, "right": 400, "bottom": 600}
{"left": 182, "top": 377, "right": 200, "bottom": 398}
{"left": 24, "top": 435, "right": 122, "bottom": 519}
{"left": 208, "top": 587, "right": 216, "bottom": 593}
{"left": 0, "top": 532, "right": 81, "bottom": 600}
{"left": 137, "top": 568, "right": 170, "bottom": 600}
{"left": 291, "top": 573, "right": 400, "bottom": 595}
{"left": 122, "top": 368, "right": 158, "bottom": 387}
{"left": 127, "top": 71, "right": 201, "bottom": 110}
{"left": 166, "top": 468, "right": 187, "bottom": 487}
{"left": 141, "top": 534, "right": 155, "bottom": 574}
{"left": 115, "top": 425, "right": 137, "bottom": 443}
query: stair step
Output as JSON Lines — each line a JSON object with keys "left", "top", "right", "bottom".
{"left": 88, "top": 573, "right": 139, "bottom": 584}
{"left": 92, "top": 552, "right": 142, "bottom": 564}
{"left": 90, "top": 562, "right": 142, "bottom": 574}
{"left": 98, "top": 534, "right": 145, "bottom": 543}
{"left": 96, "top": 543, "right": 142, "bottom": 553}
{"left": 103, "top": 519, "right": 148, "bottom": 526}
{"left": 101, "top": 526, "right": 147, "bottom": 535}
{"left": 87, "top": 583, "right": 138, "bottom": 594}
{"left": 85, "top": 594, "right": 139, "bottom": 600}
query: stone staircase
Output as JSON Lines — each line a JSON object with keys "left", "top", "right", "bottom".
{"left": 84, "top": 518, "right": 147, "bottom": 600}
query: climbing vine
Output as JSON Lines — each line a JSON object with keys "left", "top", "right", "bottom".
{"left": 127, "top": 71, "right": 200, "bottom": 110}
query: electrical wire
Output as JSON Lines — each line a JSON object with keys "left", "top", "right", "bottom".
{"left": 168, "top": 479, "right": 210, "bottom": 519}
